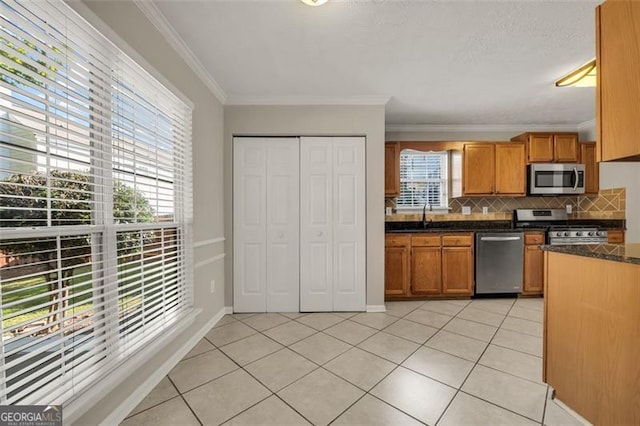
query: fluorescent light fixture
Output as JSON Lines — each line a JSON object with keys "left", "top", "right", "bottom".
{"left": 555, "top": 59, "right": 596, "bottom": 87}
{"left": 300, "top": 0, "right": 328, "bottom": 6}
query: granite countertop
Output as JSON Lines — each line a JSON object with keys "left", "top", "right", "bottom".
{"left": 385, "top": 220, "right": 549, "bottom": 234}
{"left": 541, "top": 243, "right": 640, "bottom": 265}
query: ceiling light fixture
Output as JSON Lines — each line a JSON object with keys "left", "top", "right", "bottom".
{"left": 555, "top": 59, "right": 596, "bottom": 87}
{"left": 300, "top": 0, "right": 328, "bottom": 6}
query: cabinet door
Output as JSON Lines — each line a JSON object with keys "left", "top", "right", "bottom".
{"left": 554, "top": 134, "right": 579, "bottom": 162}
{"left": 523, "top": 245, "right": 544, "bottom": 295}
{"left": 527, "top": 134, "right": 554, "bottom": 162}
{"left": 233, "top": 138, "right": 268, "bottom": 312}
{"left": 607, "top": 229, "right": 625, "bottom": 244}
{"left": 580, "top": 143, "right": 599, "bottom": 195}
{"left": 463, "top": 144, "right": 495, "bottom": 195}
{"left": 598, "top": 1, "right": 640, "bottom": 161}
{"left": 385, "top": 245, "right": 410, "bottom": 297}
{"left": 442, "top": 247, "right": 474, "bottom": 295}
{"left": 411, "top": 247, "right": 442, "bottom": 295}
{"left": 385, "top": 142, "right": 400, "bottom": 197}
{"left": 495, "top": 143, "right": 526, "bottom": 196}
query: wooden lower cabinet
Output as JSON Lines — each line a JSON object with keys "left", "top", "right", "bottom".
{"left": 385, "top": 232, "right": 474, "bottom": 299}
{"left": 411, "top": 247, "right": 442, "bottom": 295}
{"left": 442, "top": 247, "right": 474, "bottom": 294}
{"left": 607, "top": 229, "right": 625, "bottom": 244}
{"left": 522, "top": 232, "right": 544, "bottom": 296}
{"left": 384, "top": 234, "right": 411, "bottom": 297}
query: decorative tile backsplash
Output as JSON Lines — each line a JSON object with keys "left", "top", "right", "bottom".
{"left": 575, "top": 188, "right": 625, "bottom": 219}
{"left": 448, "top": 196, "right": 579, "bottom": 214}
{"left": 386, "top": 187, "right": 626, "bottom": 220}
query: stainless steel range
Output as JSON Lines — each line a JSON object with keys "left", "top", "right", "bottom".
{"left": 514, "top": 208, "right": 608, "bottom": 245}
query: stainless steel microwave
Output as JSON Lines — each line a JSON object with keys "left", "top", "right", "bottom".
{"left": 528, "top": 163, "right": 586, "bottom": 195}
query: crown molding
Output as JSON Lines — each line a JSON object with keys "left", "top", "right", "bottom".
{"left": 225, "top": 96, "right": 390, "bottom": 106}
{"left": 133, "top": 0, "right": 227, "bottom": 104}
{"left": 385, "top": 123, "right": 582, "bottom": 133}
{"left": 577, "top": 118, "right": 596, "bottom": 131}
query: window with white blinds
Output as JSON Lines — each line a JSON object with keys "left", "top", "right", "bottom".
{"left": 0, "top": 0, "right": 193, "bottom": 406}
{"left": 397, "top": 149, "right": 449, "bottom": 209}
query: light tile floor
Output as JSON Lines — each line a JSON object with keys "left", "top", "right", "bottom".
{"left": 121, "top": 298, "right": 585, "bottom": 426}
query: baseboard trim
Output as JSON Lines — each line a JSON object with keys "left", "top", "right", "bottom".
{"left": 366, "top": 305, "right": 387, "bottom": 313}
{"left": 99, "top": 307, "right": 227, "bottom": 425}
{"left": 224, "top": 306, "right": 234, "bottom": 314}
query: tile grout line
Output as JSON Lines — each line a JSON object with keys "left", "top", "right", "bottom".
{"left": 432, "top": 299, "right": 517, "bottom": 425}
{"left": 166, "top": 376, "right": 204, "bottom": 426}
{"left": 433, "top": 299, "right": 547, "bottom": 425}
{"left": 126, "top": 300, "right": 546, "bottom": 425}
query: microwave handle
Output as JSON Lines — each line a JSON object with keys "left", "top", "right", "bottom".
{"left": 573, "top": 167, "right": 579, "bottom": 191}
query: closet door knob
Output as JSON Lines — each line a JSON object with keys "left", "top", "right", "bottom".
{"left": 277, "top": 232, "right": 284, "bottom": 239}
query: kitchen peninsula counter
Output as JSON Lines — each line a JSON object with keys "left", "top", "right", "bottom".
{"left": 542, "top": 247, "right": 640, "bottom": 425}
{"left": 541, "top": 243, "right": 640, "bottom": 265}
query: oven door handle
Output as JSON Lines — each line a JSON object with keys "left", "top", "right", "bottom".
{"left": 573, "top": 167, "right": 579, "bottom": 191}
{"left": 480, "top": 236, "right": 522, "bottom": 242}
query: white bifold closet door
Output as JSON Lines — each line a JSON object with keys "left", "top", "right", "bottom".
{"left": 300, "top": 137, "right": 366, "bottom": 312}
{"left": 233, "top": 137, "right": 300, "bottom": 312}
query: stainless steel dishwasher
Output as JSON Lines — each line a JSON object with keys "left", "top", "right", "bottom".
{"left": 475, "top": 232, "right": 524, "bottom": 294}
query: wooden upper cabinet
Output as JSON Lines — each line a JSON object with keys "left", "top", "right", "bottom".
{"left": 462, "top": 143, "right": 525, "bottom": 196}
{"left": 385, "top": 142, "right": 400, "bottom": 197}
{"left": 554, "top": 134, "right": 579, "bottom": 162}
{"left": 512, "top": 132, "right": 579, "bottom": 163}
{"left": 580, "top": 142, "right": 599, "bottom": 195}
{"left": 463, "top": 144, "right": 495, "bottom": 195}
{"left": 527, "top": 134, "right": 554, "bottom": 162}
{"left": 495, "top": 143, "right": 526, "bottom": 195}
{"left": 597, "top": 1, "right": 640, "bottom": 161}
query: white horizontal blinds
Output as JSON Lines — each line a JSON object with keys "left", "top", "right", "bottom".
{"left": 0, "top": 0, "right": 193, "bottom": 406}
{"left": 397, "top": 149, "right": 449, "bottom": 209}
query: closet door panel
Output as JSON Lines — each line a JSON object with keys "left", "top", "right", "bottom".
{"left": 266, "top": 139, "right": 299, "bottom": 312}
{"left": 300, "top": 137, "right": 333, "bottom": 311}
{"left": 332, "top": 138, "right": 366, "bottom": 311}
{"left": 233, "top": 138, "right": 267, "bottom": 312}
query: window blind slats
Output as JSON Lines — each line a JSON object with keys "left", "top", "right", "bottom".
{"left": 397, "top": 149, "right": 449, "bottom": 209}
{"left": 0, "top": 0, "right": 193, "bottom": 406}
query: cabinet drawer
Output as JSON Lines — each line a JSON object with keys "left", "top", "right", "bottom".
{"left": 385, "top": 234, "right": 411, "bottom": 246}
{"left": 411, "top": 235, "right": 441, "bottom": 247}
{"left": 525, "top": 233, "right": 545, "bottom": 245}
{"left": 442, "top": 234, "right": 473, "bottom": 247}
{"left": 607, "top": 230, "right": 625, "bottom": 244}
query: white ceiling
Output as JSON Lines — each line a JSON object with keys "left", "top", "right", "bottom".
{"left": 152, "top": 0, "right": 600, "bottom": 126}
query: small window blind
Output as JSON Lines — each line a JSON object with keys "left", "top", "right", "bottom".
{"left": 397, "top": 149, "right": 448, "bottom": 209}
{"left": 0, "top": 0, "right": 193, "bottom": 405}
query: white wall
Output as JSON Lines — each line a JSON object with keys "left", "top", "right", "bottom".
{"left": 224, "top": 105, "right": 386, "bottom": 308}
{"left": 576, "top": 122, "right": 639, "bottom": 242}
{"left": 68, "top": 1, "right": 226, "bottom": 423}
{"left": 600, "top": 163, "right": 640, "bottom": 242}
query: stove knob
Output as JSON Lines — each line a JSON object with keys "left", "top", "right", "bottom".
{"left": 576, "top": 231, "right": 582, "bottom": 236}
{"left": 563, "top": 232, "right": 570, "bottom": 237}
{"left": 597, "top": 231, "right": 606, "bottom": 237}
{"left": 588, "top": 231, "right": 595, "bottom": 236}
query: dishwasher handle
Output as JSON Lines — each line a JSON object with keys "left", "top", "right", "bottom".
{"left": 480, "top": 236, "right": 522, "bottom": 242}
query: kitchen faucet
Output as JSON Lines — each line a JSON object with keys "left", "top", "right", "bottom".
{"left": 422, "top": 202, "right": 431, "bottom": 228}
